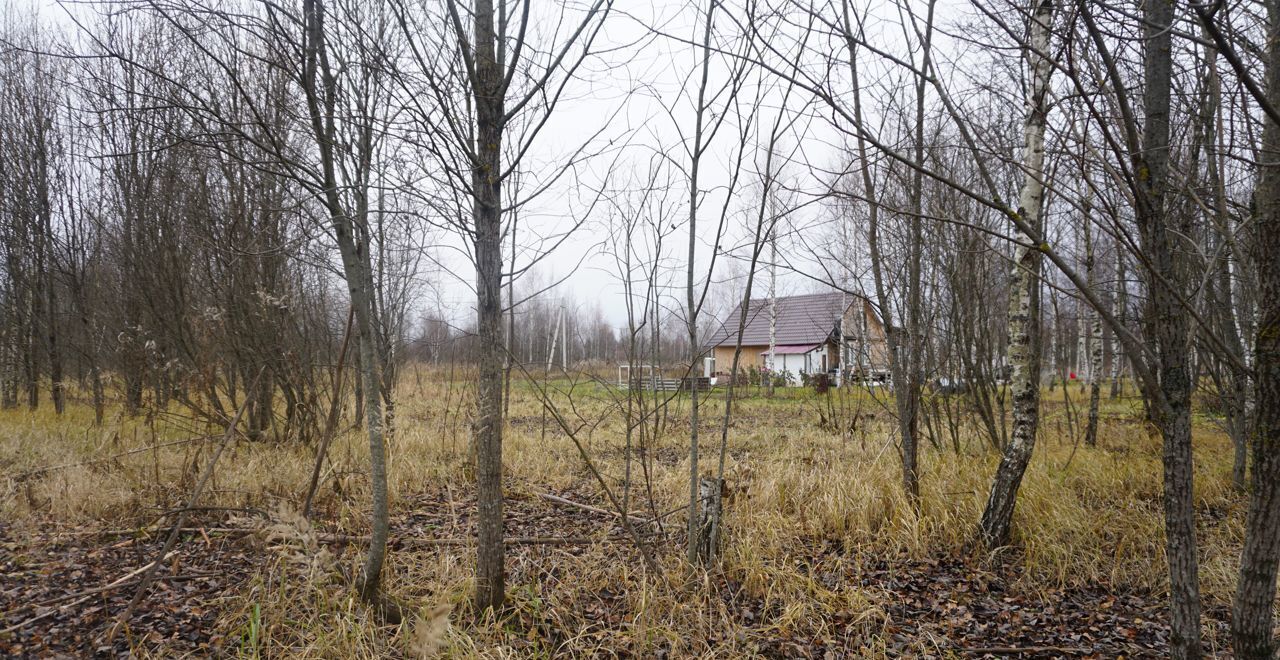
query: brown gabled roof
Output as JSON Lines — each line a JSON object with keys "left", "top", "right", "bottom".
{"left": 704, "top": 291, "right": 865, "bottom": 348}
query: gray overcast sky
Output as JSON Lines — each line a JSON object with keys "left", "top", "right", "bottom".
{"left": 18, "top": 0, "right": 981, "bottom": 331}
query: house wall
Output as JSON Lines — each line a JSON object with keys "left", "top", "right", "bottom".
{"left": 840, "top": 300, "right": 890, "bottom": 376}
{"left": 712, "top": 343, "right": 833, "bottom": 385}
{"left": 711, "top": 345, "right": 770, "bottom": 376}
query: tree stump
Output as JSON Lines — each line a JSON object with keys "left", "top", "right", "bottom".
{"left": 692, "top": 477, "right": 723, "bottom": 565}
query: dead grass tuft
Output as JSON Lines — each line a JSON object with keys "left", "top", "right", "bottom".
{"left": 0, "top": 372, "right": 1246, "bottom": 655}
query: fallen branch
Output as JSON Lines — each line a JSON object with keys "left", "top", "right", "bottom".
{"left": 104, "top": 372, "right": 260, "bottom": 644}
{"left": 538, "top": 492, "right": 650, "bottom": 525}
{"left": 1, "top": 594, "right": 92, "bottom": 636}
{"left": 73, "top": 526, "right": 597, "bottom": 548}
{"left": 0, "top": 552, "right": 175, "bottom": 634}
{"left": 68, "top": 526, "right": 255, "bottom": 538}
{"left": 1, "top": 571, "right": 226, "bottom": 636}
{"left": 959, "top": 646, "right": 1090, "bottom": 655}
{"left": 32, "top": 571, "right": 224, "bottom": 609}
{"left": 319, "top": 532, "right": 597, "bottom": 548}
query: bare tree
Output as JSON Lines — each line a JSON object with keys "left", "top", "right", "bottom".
{"left": 71, "top": 0, "right": 409, "bottom": 618}
{"left": 1195, "top": 0, "right": 1280, "bottom": 653}
{"left": 666, "top": 0, "right": 753, "bottom": 566}
{"left": 392, "top": 0, "right": 614, "bottom": 611}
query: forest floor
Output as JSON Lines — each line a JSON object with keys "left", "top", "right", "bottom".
{"left": 0, "top": 373, "right": 1250, "bottom": 657}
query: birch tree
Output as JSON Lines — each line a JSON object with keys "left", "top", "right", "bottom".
{"left": 976, "top": 0, "right": 1052, "bottom": 548}
{"left": 1082, "top": 181, "right": 1102, "bottom": 448}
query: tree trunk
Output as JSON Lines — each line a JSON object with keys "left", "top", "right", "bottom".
{"left": 329, "top": 249, "right": 388, "bottom": 610}
{"left": 1085, "top": 305, "right": 1102, "bottom": 446}
{"left": 1233, "top": 224, "right": 1280, "bottom": 655}
{"left": 1111, "top": 249, "right": 1127, "bottom": 398}
{"left": 1, "top": 315, "right": 15, "bottom": 409}
{"left": 23, "top": 291, "right": 38, "bottom": 410}
{"left": 1140, "top": 0, "right": 1202, "bottom": 654}
{"left": 684, "top": 0, "right": 715, "bottom": 567}
{"left": 352, "top": 342, "right": 364, "bottom": 428}
{"left": 1231, "top": 0, "right": 1280, "bottom": 653}
{"left": 45, "top": 263, "right": 64, "bottom": 416}
{"left": 844, "top": 0, "right": 917, "bottom": 504}
{"left": 125, "top": 358, "right": 144, "bottom": 416}
{"left": 1083, "top": 192, "right": 1102, "bottom": 448}
{"left": 691, "top": 477, "right": 722, "bottom": 564}
{"left": 301, "top": 0, "right": 391, "bottom": 620}
{"left": 767, "top": 230, "right": 776, "bottom": 397}
{"left": 978, "top": 0, "right": 1051, "bottom": 548}
{"left": 503, "top": 210, "right": 517, "bottom": 417}
{"left": 898, "top": 0, "right": 937, "bottom": 505}
{"left": 471, "top": 0, "right": 507, "bottom": 613}
{"left": 1193, "top": 18, "right": 1251, "bottom": 492}
{"left": 91, "top": 362, "right": 104, "bottom": 427}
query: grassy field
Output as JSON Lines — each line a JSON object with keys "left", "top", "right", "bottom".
{"left": 0, "top": 371, "right": 1249, "bottom": 657}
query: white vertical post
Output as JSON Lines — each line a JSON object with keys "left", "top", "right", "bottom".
{"left": 768, "top": 227, "right": 777, "bottom": 385}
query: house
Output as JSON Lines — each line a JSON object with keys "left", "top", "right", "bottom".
{"left": 702, "top": 291, "right": 890, "bottom": 385}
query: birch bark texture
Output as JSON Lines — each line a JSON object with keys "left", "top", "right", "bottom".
{"left": 1110, "top": 248, "right": 1127, "bottom": 398}
{"left": 1083, "top": 189, "right": 1102, "bottom": 448}
{"left": 977, "top": 0, "right": 1052, "bottom": 549}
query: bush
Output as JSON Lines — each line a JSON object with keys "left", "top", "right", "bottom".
{"left": 802, "top": 372, "right": 831, "bottom": 394}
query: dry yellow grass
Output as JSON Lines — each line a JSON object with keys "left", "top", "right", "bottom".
{"left": 0, "top": 370, "right": 1247, "bottom": 657}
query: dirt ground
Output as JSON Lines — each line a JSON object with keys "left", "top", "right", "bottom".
{"left": 0, "top": 381, "right": 1247, "bottom": 657}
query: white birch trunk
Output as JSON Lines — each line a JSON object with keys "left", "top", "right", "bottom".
{"left": 1083, "top": 191, "right": 1102, "bottom": 447}
{"left": 978, "top": 0, "right": 1052, "bottom": 547}
{"left": 1110, "top": 249, "right": 1127, "bottom": 397}
{"left": 768, "top": 230, "right": 777, "bottom": 394}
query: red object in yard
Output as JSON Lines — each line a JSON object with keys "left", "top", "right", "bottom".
{"left": 1069, "top": 372, "right": 1077, "bottom": 380}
